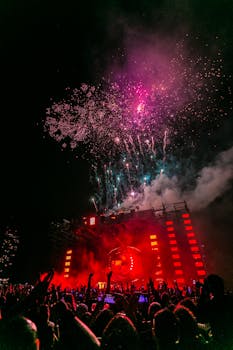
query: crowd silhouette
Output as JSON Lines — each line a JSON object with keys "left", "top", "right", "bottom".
{"left": 0, "top": 270, "right": 232, "bottom": 350}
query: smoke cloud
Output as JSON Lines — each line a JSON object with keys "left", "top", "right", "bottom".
{"left": 122, "top": 146, "right": 233, "bottom": 212}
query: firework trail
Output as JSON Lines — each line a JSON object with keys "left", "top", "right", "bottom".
{"left": 91, "top": 197, "right": 98, "bottom": 213}
{"left": 44, "top": 38, "right": 231, "bottom": 212}
{"left": 162, "top": 129, "right": 168, "bottom": 164}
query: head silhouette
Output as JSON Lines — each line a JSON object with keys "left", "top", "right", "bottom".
{"left": 0, "top": 316, "right": 39, "bottom": 350}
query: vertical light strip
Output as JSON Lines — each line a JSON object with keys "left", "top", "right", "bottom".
{"left": 149, "top": 233, "right": 163, "bottom": 279}
{"left": 166, "top": 220, "right": 184, "bottom": 283}
{"left": 182, "top": 213, "right": 206, "bottom": 280}
{"left": 64, "top": 249, "right": 73, "bottom": 278}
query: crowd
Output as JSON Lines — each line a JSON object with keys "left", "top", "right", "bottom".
{"left": 0, "top": 270, "right": 232, "bottom": 350}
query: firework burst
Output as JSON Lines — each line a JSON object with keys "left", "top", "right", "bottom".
{"left": 44, "top": 39, "right": 231, "bottom": 211}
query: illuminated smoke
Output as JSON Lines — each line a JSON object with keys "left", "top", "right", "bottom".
{"left": 122, "top": 146, "right": 233, "bottom": 212}
{"left": 188, "top": 146, "right": 233, "bottom": 210}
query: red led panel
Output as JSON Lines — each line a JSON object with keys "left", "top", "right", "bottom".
{"left": 197, "top": 270, "right": 206, "bottom": 276}
{"left": 185, "top": 226, "right": 193, "bottom": 231}
{"left": 192, "top": 254, "right": 201, "bottom": 259}
{"left": 190, "top": 246, "right": 199, "bottom": 252}
{"left": 188, "top": 239, "right": 197, "bottom": 245}
{"left": 195, "top": 261, "right": 204, "bottom": 267}
{"left": 167, "top": 227, "right": 175, "bottom": 231}
{"left": 184, "top": 219, "right": 191, "bottom": 224}
{"left": 169, "top": 240, "right": 177, "bottom": 245}
{"left": 170, "top": 247, "right": 178, "bottom": 252}
{"left": 173, "top": 261, "right": 182, "bottom": 267}
{"left": 172, "top": 254, "right": 180, "bottom": 259}
{"left": 168, "top": 233, "right": 175, "bottom": 238}
{"left": 187, "top": 233, "right": 195, "bottom": 237}
{"left": 166, "top": 221, "right": 173, "bottom": 225}
{"left": 175, "top": 270, "right": 183, "bottom": 275}
{"left": 182, "top": 213, "right": 190, "bottom": 218}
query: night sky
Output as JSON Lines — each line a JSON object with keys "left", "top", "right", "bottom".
{"left": 1, "top": 1, "right": 233, "bottom": 287}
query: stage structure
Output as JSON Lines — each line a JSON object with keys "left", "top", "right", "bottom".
{"left": 62, "top": 202, "right": 207, "bottom": 286}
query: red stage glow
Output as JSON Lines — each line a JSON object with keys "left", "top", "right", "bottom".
{"left": 177, "top": 278, "right": 185, "bottom": 283}
{"left": 54, "top": 205, "right": 207, "bottom": 288}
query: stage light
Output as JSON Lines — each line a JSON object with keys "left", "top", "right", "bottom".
{"left": 169, "top": 240, "right": 177, "bottom": 245}
{"left": 197, "top": 270, "right": 206, "bottom": 276}
{"left": 172, "top": 254, "right": 180, "bottom": 259}
{"left": 182, "top": 213, "right": 190, "bottom": 218}
{"left": 168, "top": 233, "right": 175, "bottom": 238}
{"left": 89, "top": 217, "right": 96, "bottom": 226}
{"left": 170, "top": 247, "right": 178, "bottom": 251}
{"left": 187, "top": 233, "right": 195, "bottom": 237}
{"left": 190, "top": 246, "right": 199, "bottom": 252}
{"left": 185, "top": 226, "right": 193, "bottom": 231}
{"left": 175, "top": 270, "right": 183, "bottom": 275}
{"left": 195, "top": 261, "right": 204, "bottom": 267}
{"left": 184, "top": 219, "right": 191, "bottom": 224}
{"left": 192, "top": 254, "right": 201, "bottom": 259}
{"left": 188, "top": 239, "right": 197, "bottom": 245}
{"left": 167, "top": 227, "right": 175, "bottom": 231}
{"left": 166, "top": 221, "right": 173, "bottom": 225}
{"left": 173, "top": 262, "right": 182, "bottom": 266}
